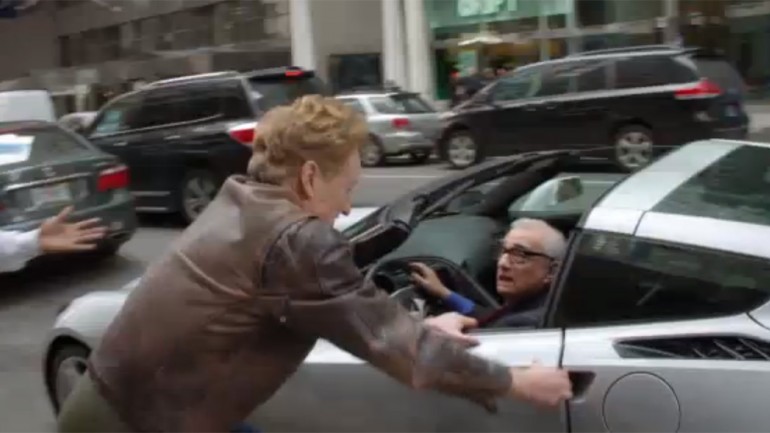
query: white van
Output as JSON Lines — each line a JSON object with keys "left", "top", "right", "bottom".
{"left": 0, "top": 90, "right": 56, "bottom": 123}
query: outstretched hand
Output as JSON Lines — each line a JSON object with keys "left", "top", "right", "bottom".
{"left": 424, "top": 312, "right": 480, "bottom": 348}
{"left": 38, "top": 206, "right": 107, "bottom": 254}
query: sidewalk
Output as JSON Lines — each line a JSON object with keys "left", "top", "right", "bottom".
{"left": 748, "top": 103, "right": 770, "bottom": 135}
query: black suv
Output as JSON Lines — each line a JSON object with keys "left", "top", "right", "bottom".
{"left": 85, "top": 67, "right": 328, "bottom": 222}
{"left": 439, "top": 45, "right": 749, "bottom": 170}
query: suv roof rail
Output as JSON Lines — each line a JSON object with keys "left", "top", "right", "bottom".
{"left": 147, "top": 71, "right": 241, "bottom": 87}
{"left": 339, "top": 83, "right": 405, "bottom": 94}
{"left": 568, "top": 44, "right": 682, "bottom": 57}
{"left": 244, "top": 66, "right": 316, "bottom": 79}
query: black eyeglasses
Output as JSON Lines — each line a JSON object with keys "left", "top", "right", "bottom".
{"left": 498, "top": 245, "right": 553, "bottom": 265}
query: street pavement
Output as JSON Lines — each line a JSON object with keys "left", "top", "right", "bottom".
{"left": 0, "top": 159, "right": 452, "bottom": 432}
{"left": 4, "top": 122, "right": 770, "bottom": 431}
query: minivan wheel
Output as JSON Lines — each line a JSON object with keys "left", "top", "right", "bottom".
{"left": 613, "top": 125, "right": 654, "bottom": 171}
{"left": 445, "top": 130, "right": 479, "bottom": 169}
{"left": 180, "top": 169, "right": 219, "bottom": 224}
{"left": 48, "top": 343, "right": 90, "bottom": 413}
{"left": 361, "top": 136, "right": 385, "bottom": 167}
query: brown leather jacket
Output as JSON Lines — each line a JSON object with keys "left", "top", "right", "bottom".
{"left": 88, "top": 175, "right": 513, "bottom": 432}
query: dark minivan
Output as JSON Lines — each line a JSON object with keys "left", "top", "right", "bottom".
{"left": 439, "top": 45, "right": 749, "bottom": 170}
{"left": 85, "top": 67, "right": 329, "bottom": 223}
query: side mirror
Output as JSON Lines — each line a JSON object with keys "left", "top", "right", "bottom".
{"left": 553, "top": 176, "right": 584, "bottom": 204}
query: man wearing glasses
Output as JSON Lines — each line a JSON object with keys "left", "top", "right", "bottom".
{"left": 411, "top": 218, "right": 565, "bottom": 328}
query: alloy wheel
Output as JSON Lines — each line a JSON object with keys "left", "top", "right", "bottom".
{"left": 182, "top": 173, "right": 218, "bottom": 222}
{"left": 447, "top": 134, "right": 477, "bottom": 169}
{"left": 361, "top": 138, "right": 383, "bottom": 167}
{"left": 615, "top": 130, "right": 653, "bottom": 170}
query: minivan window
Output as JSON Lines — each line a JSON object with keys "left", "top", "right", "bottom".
{"left": 249, "top": 76, "right": 328, "bottom": 112}
{"left": 91, "top": 94, "right": 142, "bottom": 135}
{"left": 491, "top": 67, "right": 542, "bottom": 101}
{"left": 368, "top": 94, "right": 435, "bottom": 114}
{"left": 0, "top": 126, "right": 91, "bottom": 167}
{"left": 614, "top": 55, "right": 695, "bottom": 89}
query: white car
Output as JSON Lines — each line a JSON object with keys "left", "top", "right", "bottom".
{"left": 44, "top": 141, "right": 770, "bottom": 432}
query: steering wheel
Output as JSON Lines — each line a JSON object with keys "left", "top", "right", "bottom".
{"left": 364, "top": 257, "right": 499, "bottom": 320}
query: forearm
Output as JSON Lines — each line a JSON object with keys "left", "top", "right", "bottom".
{"left": 0, "top": 229, "right": 41, "bottom": 273}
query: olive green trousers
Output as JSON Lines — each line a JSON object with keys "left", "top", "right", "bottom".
{"left": 57, "top": 373, "right": 132, "bottom": 433}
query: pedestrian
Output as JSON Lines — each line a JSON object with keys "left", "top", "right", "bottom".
{"left": 57, "top": 95, "right": 572, "bottom": 432}
{"left": 0, "top": 206, "right": 107, "bottom": 273}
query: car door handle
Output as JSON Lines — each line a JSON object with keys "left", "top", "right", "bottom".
{"left": 524, "top": 102, "right": 560, "bottom": 111}
{"left": 164, "top": 135, "right": 182, "bottom": 141}
{"left": 112, "top": 141, "right": 128, "bottom": 147}
{"left": 568, "top": 371, "right": 595, "bottom": 400}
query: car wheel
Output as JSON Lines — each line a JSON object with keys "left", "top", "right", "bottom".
{"left": 180, "top": 169, "right": 219, "bottom": 224}
{"left": 361, "top": 136, "right": 385, "bottom": 167}
{"left": 614, "top": 125, "right": 654, "bottom": 171}
{"left": 445, "top": 130, "right": 479, "bottom": 169}
{"left": 410, "top": 151, "right": 430, "bottom": 165}
{"left": 48, "top": 342, "right": 90, "bottom": 413}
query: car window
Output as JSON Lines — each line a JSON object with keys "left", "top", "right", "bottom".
{"left": 134, "top": 87, "right": 186, "bottom": 129}
{"left": 368, "top": 93, "right": 435, "bottom": 114}
{"left": 653, "top": 145, "right": 770, "bottom": 226}
{"left": 508, "top": 174, "right": 621, "bottom": 215}
{"left": 339, "top": 98, "right": 367, "bottom": 114}
{"left": 613, "top": 55, "right": 695, "bottom": 89}
{"left": 573, "top": 59, "right": 611, "bottom": 92}
{"left": 491, "top": 67, "right": 543, "bottom": 102}
{"left": 249, "top": 76, "right": 328, "bottom": 113}
{"left": 177, "top": 81, "right": 252, "bottom": 123}
{"left": 552, "top": 231, "right": 770, "bottom": 328}
{"left": 91, "top": 94, "right": 142, "bottom": 135}
{"left": 0, "top": 126, "right": 92, "bottom": 166}
{"left": 534, "top": 64, "right": 573, "bottom": 97}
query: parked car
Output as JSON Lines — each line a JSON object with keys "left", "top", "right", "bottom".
{"left": 85, "top": 67, "right": 329, "bottom": 223}
{"left": 336, "top": 86, "right": 442, "bottom": 166}
{"left": 0, "top": 90, "right": 56, "bottom": 123}
{"left": 59, "top": 111, "right": 97, "bottom": 135}
{"left": 0, "top": 120, "right": 136, "bottom": 256}
{"left": 439, "top": 45, "right": 750, "bottom": 170}
{"left": 44, "top": 139, "right": 770, "bottom": 432}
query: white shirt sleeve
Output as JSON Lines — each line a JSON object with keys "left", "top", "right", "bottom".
{"left": 0, "top": 229, "right": 42, "bottom": 273}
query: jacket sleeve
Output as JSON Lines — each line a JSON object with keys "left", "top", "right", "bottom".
{"left": 260, "top": 218, "right": 513, "bottom": 412}
{"left": 0, "top": 229, "right": 41, "bottom": 273}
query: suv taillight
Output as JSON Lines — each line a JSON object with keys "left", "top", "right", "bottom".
{"left": 228, "top": 122, "right": 257, "bottom": 147}
{"left": 675, "top": 79, "right": 722, "bottom": 99}
{"left": 392, "top": 118, "right": 410, "bottom": 129}
{"left": 98, "top": 165, "right": 129, "bottom": 192}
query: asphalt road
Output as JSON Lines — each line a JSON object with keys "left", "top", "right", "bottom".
{"left": 0, "top": 159, "right": 451, "bottom": 432}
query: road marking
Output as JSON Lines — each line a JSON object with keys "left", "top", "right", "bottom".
{"left": 362, "top": 174, "right": 441, "bottom": 179}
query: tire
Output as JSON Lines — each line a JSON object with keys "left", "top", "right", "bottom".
{"left": 179, "top": 169, "right": 219, "bottom": 224}
{"left": 48, "top": 342, "right": 91, "bottom": 413}
{"left": 444, "top": 130, "right": 480, "bottom": 170}
{"left": 409, "top": 151, "right": 430, "bottom": 165}
{"left": 613, "top": 125, "right": 654, "bottom": 172}
{"left": 361, "top": 135, "right": 385, "bottom": 167}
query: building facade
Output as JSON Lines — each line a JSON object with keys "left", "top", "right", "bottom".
{"left": 1, "top": 0, "right": 768, "bottom": 116}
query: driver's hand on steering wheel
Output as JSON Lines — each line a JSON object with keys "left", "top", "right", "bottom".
{"left": 410, "top": 262, "right": 452, "bottom": 300}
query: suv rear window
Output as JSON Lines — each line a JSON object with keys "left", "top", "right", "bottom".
{"left": 0, "top": 126, "right": 91, "bottom": 167}
{"left": 249, "top": 75, "right": 329, "bottom": 113}
{"left": 368, "top": 93, "right": 436, "bottom": 114}
{"left": 614, "top": 55, "right": 696, "bottom": 89}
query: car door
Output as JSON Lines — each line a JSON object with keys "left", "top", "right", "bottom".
{"left": 549, "top": 229, "right": 770, "bottom": 433}
{"left": 488, "top": 65, "right": 547, "bottom": 155}
{"left": 252, "top": 329, "right": 567, "bottom": 432}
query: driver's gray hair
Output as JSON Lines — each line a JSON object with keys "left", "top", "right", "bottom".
{"left": 509, "top": 218, "right": 567, "bottom": 260}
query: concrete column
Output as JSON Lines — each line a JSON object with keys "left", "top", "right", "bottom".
{"left": 289, "top": 0, "right": 316, "bottom": 70}
{"left": 404, "top": 0, "right": 434, "bottom": 99}
{"left": 565, "top": 0, "right": 579, "bottom": 54}
{"left": 664, "top": 0, "right": 681, "bottom": 45}
{"left": 382, "top": 0, "right": 408, "bottom": 88}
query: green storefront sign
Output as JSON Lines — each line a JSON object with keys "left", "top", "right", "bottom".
{"left": 426, "top": 0, "right": 573, "bottom": 29}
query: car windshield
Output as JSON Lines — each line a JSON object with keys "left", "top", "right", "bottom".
{"left": 368, "top": 93, "right": 436, "bottom": 114}
{"left": 0, "top": 125, "right": 92, "bottom": 167}
{"left": 249, "top": 76, "right": 329, "bottom": 112}
{"left": 508, "top": 173, "right": 625, "bottom": 215}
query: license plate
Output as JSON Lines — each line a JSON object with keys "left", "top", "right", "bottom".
{"left": 30, "top": 183, "right": 72, "bottom": 208}
{"left": 725, "top": 105, "right": 739, "bottom": 117}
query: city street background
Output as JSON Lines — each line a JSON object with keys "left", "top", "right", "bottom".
{"left": 2, "top": 118, "right": 770, "bottom": 432}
